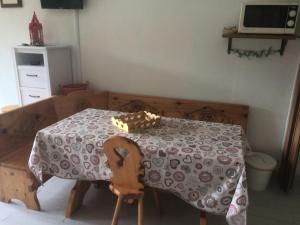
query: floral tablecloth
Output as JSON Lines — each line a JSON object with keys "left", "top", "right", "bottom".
{"left": 29, "top": 109, "right": 249, "bottom": 225}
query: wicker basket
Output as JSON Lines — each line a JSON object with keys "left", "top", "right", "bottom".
{"left": 112, "top": 111, "right": 161, "bottom": 133}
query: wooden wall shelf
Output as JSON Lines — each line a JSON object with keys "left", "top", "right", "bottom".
{"left": 222, "top": 29, "right": 297, "bottom": 56}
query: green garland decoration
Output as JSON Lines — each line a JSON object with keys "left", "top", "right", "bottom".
{"left": 231, "top": 47, "right": 280, "bottom": 59}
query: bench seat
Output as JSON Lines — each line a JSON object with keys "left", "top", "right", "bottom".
{"left": 0, "top": 91, "right": 109, "bottom": 210}
{"left": 0, "top": 140, "right": 33, "bottom": 170}
{"left": 0, "top": 135, "right": 39, "bottom": 208}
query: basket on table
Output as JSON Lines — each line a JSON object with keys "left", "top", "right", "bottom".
{"left": 112, "top": 111, "right": 161, "bottom": 133}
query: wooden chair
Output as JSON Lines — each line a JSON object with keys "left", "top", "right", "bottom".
{"left": 103, "top": 136, "right": 147, "bottom": 225}
{"left": 200, "top": 211, "right": 207, "bottom": 225}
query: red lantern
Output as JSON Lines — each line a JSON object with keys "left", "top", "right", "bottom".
{"left": 29, "top": 12, "right": 44, "bottom": 46}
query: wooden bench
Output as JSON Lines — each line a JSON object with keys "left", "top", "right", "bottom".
{"left": 0, "top": 91, "right": 108, "bottom": 210}
{"left": 0, "top": 90, "right": 248, "bottom": 214}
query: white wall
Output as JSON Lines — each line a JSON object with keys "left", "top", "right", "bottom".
{"left": 79, "top": 0, "right": 300, "bottom": 159}
{"left": 0, "top": 0, "right": 299, "bottom": 161}
{"left": 0, "top": 0, "right": 77, "bottom": 108}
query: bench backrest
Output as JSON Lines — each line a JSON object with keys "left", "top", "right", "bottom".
{"left": 0, "top": 91, "right": 108, "bottom": 160}
{"left": 0, "top": 90, "right": 249, "bottom": 160}
{"left": 108, "top": 92, "right": 249, "bottom": 130}
{"left": 0, "top": 91, "right": 109, "bottom": 136}
{"left": 53, "top": 90, "right": 108, "bottom": 120}
{"left": 0, "top": 98, "right": 57, "bottom": 137}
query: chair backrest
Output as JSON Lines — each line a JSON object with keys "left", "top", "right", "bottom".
{"left": 103, "top": 136, "right": 144, "bottom": 193}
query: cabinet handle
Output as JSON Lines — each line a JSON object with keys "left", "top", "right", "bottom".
{"left": 26, "top": 74, "right": 38, "bottom": 77}
{"left": 29, "top": 95, "right": 40, "bottom": 98}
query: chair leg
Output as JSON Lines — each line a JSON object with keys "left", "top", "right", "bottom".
{"left": 112, "top": 196, "right": 123, "bottom": 225}
{"left": 138, "top": 196, "right": 144, "bottom": 225}
{"left": 200, "top": 211, "right": 207, "bottom": 225}
{"left": 152, "top": 188, "right": 161, "bottom": 214}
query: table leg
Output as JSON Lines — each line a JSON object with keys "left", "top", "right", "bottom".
{"left": 200, "top": 211, "right": 207, "bottom": 225}
{"left": 152, "top": 188, "right": 162, "bottom": 214}
{"left": 65, "top": 181, "right": 91, "bottom": 218}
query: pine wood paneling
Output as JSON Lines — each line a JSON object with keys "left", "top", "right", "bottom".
{"left": 108, "top": 92, "right": 249, "bottom": 131}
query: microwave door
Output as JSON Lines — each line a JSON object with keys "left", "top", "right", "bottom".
{"left": 242, "top": 5, "right": 289, "bottom": 33}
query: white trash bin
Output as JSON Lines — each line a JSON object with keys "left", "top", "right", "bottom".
{"left": 245, "top": 152, "right": 277, "bottom": 191}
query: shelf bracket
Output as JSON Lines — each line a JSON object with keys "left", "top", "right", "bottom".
{"left": 280, "top": 39, "right": 288, "bottom": 56}
{"left": 223, "top": 30, "right": 296, "bottom": 57}
{"left": 227, "top": 38, "right": 232, "bottom": 54}
{"left": 226, "top": 37, "right": 289, "bottom": 57}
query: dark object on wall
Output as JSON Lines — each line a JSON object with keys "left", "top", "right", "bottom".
{"left": 0, "top": 0, "right": 22, "bottom": 8}
{"left": 41, "top": 0, "right": 83, "bottom": 9}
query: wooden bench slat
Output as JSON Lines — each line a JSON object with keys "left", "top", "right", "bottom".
{"left": 108, "top": 92, "right": 249, "bottom": 130}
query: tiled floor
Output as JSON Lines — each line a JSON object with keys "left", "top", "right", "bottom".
{"left": 0, "top": 176, "right": 299, "bottom": 225}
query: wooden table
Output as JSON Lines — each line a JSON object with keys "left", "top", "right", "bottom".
{"left": 29, "top": 109, "right": 249, "bottom": 225}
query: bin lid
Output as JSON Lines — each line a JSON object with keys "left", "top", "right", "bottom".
{"left": 245, "top": 152, "right": 277, "bottom": 171}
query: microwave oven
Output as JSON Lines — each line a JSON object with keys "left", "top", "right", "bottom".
{"left": 239, "top": 1, "right": 299, "bottom": 34}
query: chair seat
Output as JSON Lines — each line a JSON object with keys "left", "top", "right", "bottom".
{"left": 109, "top": 184, "right": 144, "bottom": 197}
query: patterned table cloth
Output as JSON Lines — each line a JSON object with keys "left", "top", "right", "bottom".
{"left": 29, "top": 109, "right": 249, "bottom": 225}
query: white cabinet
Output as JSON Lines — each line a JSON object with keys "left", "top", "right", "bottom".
{"left": 13, "top": 46, "right": 73, "bottom": 105}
